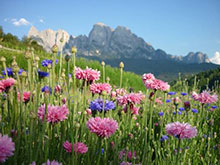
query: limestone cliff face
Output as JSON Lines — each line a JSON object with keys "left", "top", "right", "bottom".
{"left": 28, "top": 26, "right": 69, "bottom": 52}
{"left": 28, "top": 23, "right": 210, "bottom": 64}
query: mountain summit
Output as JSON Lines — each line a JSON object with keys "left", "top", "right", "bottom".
{"left": 28, "top": 23, "right": 210, "bottom": 64}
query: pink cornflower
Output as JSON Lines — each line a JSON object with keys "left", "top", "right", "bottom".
{"left": 87, "top": 117, "right": 118, "bottom": 138}
{"left": 117, "top": 92, "right": 144, "bottom": 106}
{"left": 63, "top": 141, "right": 88, "bottom": 154}
{"left": 55, "top": 85, "right": 62, "bottom": 93}
{"left": 142, "top": 73, "right": 155, "bottom": 84}
{"left": 155, "top": 97, "right": 163, "bottom": 105}
{"left": 38, "top": 104, "right": 69, "bottom": 123}
{"left": 90, "top": 83, "right": 112, "bottom": 95}
{"left": 0, "top": 78, "right": 16, "bottom": 92}
{"left": 42, "top": 160, "right": 62, "bottom": 165}
{"left": 192, "top": 91, "right": 218, "bottom": 104}
{"left": 0, "top": 133, "right": 15, "bottom": 162}
{"left": 166, "top": 122, "right": 197, "bottom": 139}
{"left": 145, "top": 79, "right": 170, "bottom": 91}
{"left": 75, "top": 66, "right": 100, "bottom": 83}
{"left": 17, "top": 91, "right": 31, "bottom": 103}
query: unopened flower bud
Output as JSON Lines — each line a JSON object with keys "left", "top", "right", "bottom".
{"left": 0, "top": 56, "right": 6, "bottom": 62}
{"left": 52, "top": 44, "right": 58, "bottom": 54}
{"left": 101, "top": 61, "right": 105, "bottom": 66}
{"left": 119, "top": 62, "right": 124, "bottom": 68}
{"left": 71, "top": 46, "right": 77, "bottom": 54}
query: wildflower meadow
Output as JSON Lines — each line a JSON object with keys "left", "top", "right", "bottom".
{"left": 0, "top": 45, "right": 219, "bottom": 165}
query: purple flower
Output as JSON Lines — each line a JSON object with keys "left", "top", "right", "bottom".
{"left": 181, "top": 92, "right": 187, "bottom": 96}
{"left": 38, "top": 69, "right": 49, "bottom": 79}
{"left": 168, "top": 91, "right": 176, "bottom": 95}
{"left": 178, "top": 111, "right": 182, "bottom": 115}
{"left": 166, "top": 99, "right": 171, "bottom": 103}
{"left": 173, "top": 112, "right": 177, "bottom": 115}
{"left": 41, "top": 59, "right": 58, "bottom": 67}
{"left": 158, "top": 112, "right": 164, "bottom": 116}
{"left": 2, "top": 68, "right": 25, "bottom": 77}
{"left": 179, "top": 107, "right": 185, "bottom": 111}
{"left": 89, "top": 99, "right": 115, "bottom": 112}
{"left": 211, "top": 105, "right": 217, "bottom": 109}
{"left": 41, "top": 86, "right": 52, "bottom": 94}
{"left": 192, "top": 109, "right": 198, "bottom": 113}
{"left": 160, "top": 135, "right": 168, "bottom": 142}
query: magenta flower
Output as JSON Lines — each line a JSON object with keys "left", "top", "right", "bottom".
{"left": 142, "top": 73, "right": 155, "bottom": 84}
{"left": 119, "top": 149, "right": 136, "bottom": 160}
{"left": 75, "top": 66, "right": 100, "bottom": 83}
{"left": 63, "top": 141, "right": 88, "bottom": 154}
{"left": 42, "top": 160, "right": 62, "bottom": 165}
{"left": 145, "top": 79, "right": 170, "bottom": 91}
{"left": 192, "top": 91, "right": 218, "bottom": 104}
{"left": 166, "top": 122, "right": 197, "bottom": 139}
{"left": 38, "top": 104, "right": 69, "bottom": 123}
{"left": 0, "top": 78, "right": 16, "bottom": 92}
{"left": 0, "top": 133, "right": 15, "bottom": 162}
{"left": 117, "top": 92, "right": 145, "bottom": 106}
{"left": 90, "top": 83, "right": 112, "bottom": 95}
{"left": 17, "top": 91, "right": 31, "bottom": 103}
{"left": 87, "top": 117, "right": 118, "bottom": 138}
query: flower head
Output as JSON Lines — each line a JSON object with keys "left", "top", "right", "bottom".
{"left": 89, "top": 99, "right": 115, "bottom": 112}
{"left": 117, "top": 92, "right": 144, "bottom": 106}
{"left": 90, "top": 83, "right": 112, "bottom": 95}
{"left": 41, "top": 86, "right": 52, "bottom": 94}
{"left": 41, "top": 59, "right": 58, "bottom": 67}
{"left": 0, "top": 133, "right": 15, "bottom": 162}
{"left": 63, "top": 141, "right": 88, "bottom": 154}
{"left": 17, "top": 91, "right": 31, "bottom": 103}
{"left": 192, "top": 109, "right": 198, "bottom": 113}
{"left": 166, "top": 122, "right": 197, "bottom": 139}
{"left": 42, "top": 160, "right": 62, "bottom": 165}
{"left": 142, "top": 73, "right": 155, "bottom": 84}
{"left": 192, "top": 91, "right": 218, "bottom": 104}
{"left": 38, "top": 69, "right": 49, "bottom": 79}
{"left": 0, "top": 78, "right": 16, "bottom": 92}
{"left": 87, "top": 117, "right": 118, "bottom": 138}
{"left": 75, "top": 66, "right": 100, "bottom": 83}
{"left": 38, "top": 104, "right": 69, "bottom": 123}
{"left": 168, "top": 91, "right": 176, "bottom": 95}
{"left": 145, "top": 78, "right": 170, "bottom": 91}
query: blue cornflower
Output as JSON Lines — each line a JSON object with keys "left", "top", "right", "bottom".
{"left": 41, "top": 59, "right": 58, "bottom": 67}
{"left": 38, "top": 69, "right": 49, "bottom": 79}
{"left": 101, "top": 148, "right": 104, "bottom": 155}
{"left": 41, "top": 86, "right": 52, "bottom": 94}
{"left": 179, "top": 107, "right": 185, "bottom": 111}
{"left": 158, "top": 112, "right": 164, "bottom": 116}
{"left": 90, "top": 99, "right": 115, "bottom": 112}
{"left": 173, "top": 112, "right": 177, "bottom": 115}
{"left": 181, "top": 92, "right": 187, "bottom": 96}
{"left": 192, "top": 109, "right": 198, "bottom": 113}
{"left": 166, "top": 99, "right": 171, "bottom": 103}
{"left": 2, "top": 68, "right": 26, "bottom": 77}
{"left": 160, "top": 135, "right": 168, "bottom": 142}
{"left": 211, "top": 105, "right": 218, "bottom": 109}
{"left": 168, "top": 91, "right": 176, "bottom": 95}
{"left": 203, "top": 134, "right": 207, "bottom": 138}
{"left": 178, "top": 111, "right": 182, "bottom": 115}
{"left": 2, "top": 68, "right": 13, "bottom": 77}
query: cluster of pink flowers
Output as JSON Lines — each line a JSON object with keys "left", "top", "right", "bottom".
{"left": 117, "top": 92, "right": 145, "bottom": 106}
{"left": 75, "top": 66, "right": 100, "bottom": 83}
{"left": 87, "top": 117, "right": 118, "bottom": 138}
{"left": 111, "top": 88, "right": 127, "bottom": 98}
{"left": 17, "top": 91, "right": 31, "bottom": 103}
{"left": 38, "top": 104, "right": 69, "bottom": 123}
{"left": 155, "top": 97, "right": 163, "bottom": 105}
{"left": 142, "top": 73, "right": 170, "bottom": 91}
{"left": 0, "top": 78, "right": 16, "bottom": 93}
{"left": 90, "top": 83, "right": 112, "bottom": 95}
{"left": 0, "top": 133, "right": 15, "bottom": 163}
{"left": 192, "top": 91, "right": 218, "bottom": 104}
{"left": 117, "top": 92, "right": 145, "bottom": 115}
{"left": 63, "top": 141, "right": 88, "bottom": 154}
{"left": 166, "top": 122, "right": 197, "bottom": 139}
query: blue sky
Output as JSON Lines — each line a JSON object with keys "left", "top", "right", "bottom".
{"left": 1, "top": 0, "right": 220, "bottom": 58}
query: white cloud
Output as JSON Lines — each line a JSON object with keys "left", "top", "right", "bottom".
{"left": 39, "top": 19, "right": 44, "bottom": 23}
{"left": 12, "top": 18, "right": 30, "bottom": 26}
{"left": 210, "top": 51, "right": 220, "bottom": 65}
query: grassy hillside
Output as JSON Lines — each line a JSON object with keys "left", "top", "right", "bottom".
{"left": 0, "top": 49, "right": 145, "bottom": 91}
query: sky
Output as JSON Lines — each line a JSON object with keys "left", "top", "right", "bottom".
{"left": 0, "top": 0, "right": 220, "bottom": 60}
